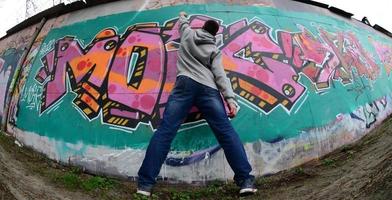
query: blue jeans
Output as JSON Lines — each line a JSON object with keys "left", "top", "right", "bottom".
{"left": 137, "top": 76, "right": 253, "bottom": 189}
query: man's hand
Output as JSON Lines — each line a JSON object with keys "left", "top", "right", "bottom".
{"left": 179, "top": 11, "right": 187, "bottom": 17}
{"left": 228, "top": 102, "right": 238, "bottom": 118}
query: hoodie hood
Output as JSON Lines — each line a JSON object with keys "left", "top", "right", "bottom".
{"left": 194, "top": 29, "right": 216, "bottom": 45}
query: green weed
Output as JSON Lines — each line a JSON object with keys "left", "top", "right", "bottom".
{"left": 322, "top": 158, "right": 336, "bottom": 167}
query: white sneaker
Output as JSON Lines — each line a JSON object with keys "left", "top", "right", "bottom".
{"left": 239, "top": 187, "right": 258, "bottom": 196}
{"left": 136, "top": 188, "right": 151, "bottom": 196}
{"left": 239, "top": 178, "right": 257, "bottom": 196}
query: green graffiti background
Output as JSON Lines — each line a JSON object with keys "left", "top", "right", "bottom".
{"left": 15, "top": 4, "right": 392, "bottom": 152}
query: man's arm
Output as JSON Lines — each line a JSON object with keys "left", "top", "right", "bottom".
{"left": 210, "top": 51, "right": 239, "bottom": 117}
{"left": 179, "top": 12, "right": 191, "bottom": 36}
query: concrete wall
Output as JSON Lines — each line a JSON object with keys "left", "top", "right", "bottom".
{"left": 2, "top": 0, "right": 392, "bottom": 183}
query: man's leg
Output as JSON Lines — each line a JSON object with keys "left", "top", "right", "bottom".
{"left": 138, "top": 76, "right": 195, "bottom": 190}
{"left": 195, "top": 86, "right": 253, "bottom": 186}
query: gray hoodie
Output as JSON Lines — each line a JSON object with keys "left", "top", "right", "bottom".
{"left": 176, "top": 15, "right": 237, "bottom": 105}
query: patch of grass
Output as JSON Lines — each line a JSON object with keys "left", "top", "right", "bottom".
{"left": 341, "top": 146, "right": 356, "bottom": 159}
{"left": 346, "top": 150, "right": 355, "bottom": 159}
{"left": 56, "top": 172, "right": 81, "bottom": 189}
{"left": 52, "top": 169, "right": 117, "bottom": 192}
{"left": 48, "top": 166, "right": 118, "bottom": 195}
{"left": 81, "top": 176, "right": 117, "bottom": 191}
{"left": 255, "top": 177, "right": 268, "bottom": 186}
{"left": 70, "top": 166, "right": 83, "bottom": 175}
{"left": 205, "top": 181, "right": 223, "bottom": 194}
{"left": 170, "top": 191, "right": 192, "bottom": 200}
{"left": 294, "top": 167, "right": 305, "bottom": 175}
{"left": 155, "top": 181, "right": 240, "bottom": 200}
{"left": 322, "top": 158, "right": 336, "bottom": 167}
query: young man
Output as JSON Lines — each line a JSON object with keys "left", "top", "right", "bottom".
{"left": 136, "top": 11, "right": 257, "bottom": 197}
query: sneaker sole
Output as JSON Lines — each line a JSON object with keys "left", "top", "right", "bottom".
{"left": 239, "top": 188, "right": 257, "bottom": 196}
{"left": 136, "top": 190, "right": 151, "bottom": 196}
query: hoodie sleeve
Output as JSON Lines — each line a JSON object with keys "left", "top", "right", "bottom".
{"left": 210, "top": 51, "right": 238, "bottom": 106}
{"left": 179, "top": 15, "right": 192, "bottom": 37}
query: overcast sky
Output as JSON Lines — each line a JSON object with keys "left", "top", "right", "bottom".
{"left": 317, "top": 0, "right": 391, "bottom": 30}
{"left": 0, "top": 0, "right": 26, "bottom": 37}
{"left": 0, "top": 0, "right": 72, "bottom": 38}
{"left": 0, "top": 0, "right": 391, "bottom": 38}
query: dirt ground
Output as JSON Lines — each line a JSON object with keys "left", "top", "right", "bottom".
{"left": 0, "top": 117, "right": 391, "bottom": 200}
{"left": 0, "top": 136, "right": 95, "bottom": 200}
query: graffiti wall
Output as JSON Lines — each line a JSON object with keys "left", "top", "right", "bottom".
{"left": 4, "top": 1, "right": 392, "bottom": 182}
{"left": 0, "top": 24, "right": 40, "bottom": 123}
{"left": 7, "top": 15, "right": 69, "bottom": 127}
